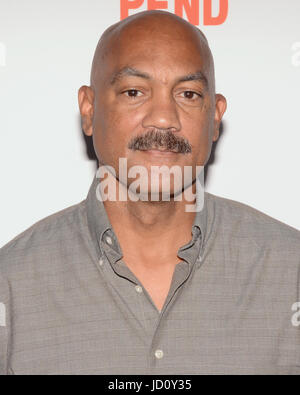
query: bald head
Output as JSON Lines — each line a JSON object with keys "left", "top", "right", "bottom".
{"left": 90, "top": 10, "right": 215, "bottom": 92}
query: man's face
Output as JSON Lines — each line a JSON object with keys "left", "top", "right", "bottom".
{"left": 79, "top": 16, "right": 226, "bottom": 196}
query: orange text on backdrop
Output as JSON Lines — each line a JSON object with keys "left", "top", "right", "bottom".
{"left": 120, "top": 0, "right": 228, "bottom": 25}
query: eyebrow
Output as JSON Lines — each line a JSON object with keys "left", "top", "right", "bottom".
{"left": 110, "top": 66, "right": 208, "bottom": 88}
{"left": 177, "top": 71, "right": 208, "bottom": 88}
{"left": 110, "top": 67, "right": 151, "bottom": 84}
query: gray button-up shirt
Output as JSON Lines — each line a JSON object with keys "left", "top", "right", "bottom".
{"left": 0, "top": 174, "right": 300, "bottom": 375}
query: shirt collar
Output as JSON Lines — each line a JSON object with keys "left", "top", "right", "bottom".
{"left": 192, "top": 177, "right": 208, "bottom": 254}
{"left": 178, "top": 176, "right": 207, "bottom": 259}
{"left": 86, "top": 173, "right": 122, "bottom": 260}
{"left": 86, "top": 171, "right": 208, "bottom": 261}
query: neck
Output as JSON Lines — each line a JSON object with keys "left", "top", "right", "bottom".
{"left": 102, "top": 180, "right": 197, "bottom": 263}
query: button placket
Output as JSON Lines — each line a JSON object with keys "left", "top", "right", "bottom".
{"left": 99, "top": 257, "right": 104, "bottom": 267}
{"left": 135, "top": 285, "right": 143, "bottom": 294}
{"left": 105, "top": 236, "right": 113, "bottom": 246}
{"left": 154, "top": 349, "right": 164, "bottom": 359}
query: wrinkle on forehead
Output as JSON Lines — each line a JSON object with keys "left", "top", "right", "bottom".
{"left": 90, "top": 10, "right": 215, "bottom": 93}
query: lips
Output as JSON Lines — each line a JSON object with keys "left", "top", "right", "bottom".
{"left": 149, "top": 149, "right": 178, "bottom": 153}
{"left": 140, "top": 147, "right": 179, "bottom": 153}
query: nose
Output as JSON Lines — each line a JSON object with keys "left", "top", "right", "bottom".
{"left": 142, "top": 91, "right": 181, "bottom": 132}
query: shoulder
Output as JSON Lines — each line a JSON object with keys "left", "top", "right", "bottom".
{"left": 0, "top": 200, "right": 87, "bottom": 276}
{"left": 205, "top": 192, "right": 300, "bottom": 251}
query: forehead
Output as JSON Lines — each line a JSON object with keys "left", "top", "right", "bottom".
{"left": 101, "top": 22, "right": 211, "bottom": 82}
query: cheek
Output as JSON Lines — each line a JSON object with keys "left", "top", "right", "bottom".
{"left": 183, "top": 109, "right": 214, "bottom": 165}
{"left": 190, "top": 130, "right": 210, "bottom": 163}
{"left": 92, "top": 101, "right": 143, "bottom": 163}
{"left": 95, "top": 99, "right": 143, "bottom": 138}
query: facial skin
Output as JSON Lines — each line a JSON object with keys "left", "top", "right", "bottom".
{"left": 78, "top": 11, "right": 227, "bottom": 198}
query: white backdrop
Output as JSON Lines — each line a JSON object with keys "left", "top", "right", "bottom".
{"left": 0, "top": 0, "right": 299, "bottom": 248}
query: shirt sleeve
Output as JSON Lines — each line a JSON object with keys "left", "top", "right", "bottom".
{"left": 0, "top": 273, "right": 10, "bottom": 375}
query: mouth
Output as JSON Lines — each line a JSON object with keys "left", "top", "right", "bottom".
{"left": 141, "top": 149, "right": 180, "bottom": 156}
{"left": 139, "top": 147, "right": 180, "bottom": 154}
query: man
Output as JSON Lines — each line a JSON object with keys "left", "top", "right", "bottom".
{"left": 0, "top": 10, "right": 299, "bottom": 375}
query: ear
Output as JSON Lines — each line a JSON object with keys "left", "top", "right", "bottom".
{"left": 213, "top": 94, "right": 227, "bottom": 142}
{"left": 78, "top": 86, "right": 95, "bottom": 136}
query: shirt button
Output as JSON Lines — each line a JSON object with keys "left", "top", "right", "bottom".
{"left": 155, "top": 349, "right": 164, "bottom": 359}
{"left": 135, "top": 285, "right": 143, "bottom": 294}
{"left": 105, "top": 236, "right": 113, "bottom": 245}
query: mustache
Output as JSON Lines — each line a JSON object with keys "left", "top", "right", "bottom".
{"left": 127, "top": 129, "right": 192, "bottom": 154}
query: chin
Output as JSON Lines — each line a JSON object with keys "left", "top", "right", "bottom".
{"left": 128, "top": 184, "right": 185, "bottom": 203}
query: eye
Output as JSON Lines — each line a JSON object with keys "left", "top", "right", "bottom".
{"left": 179, "top": 91, "right": 202, "bottom": 100}
{"left": 122, "top": 89, "right": 143, "bottom": 98}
